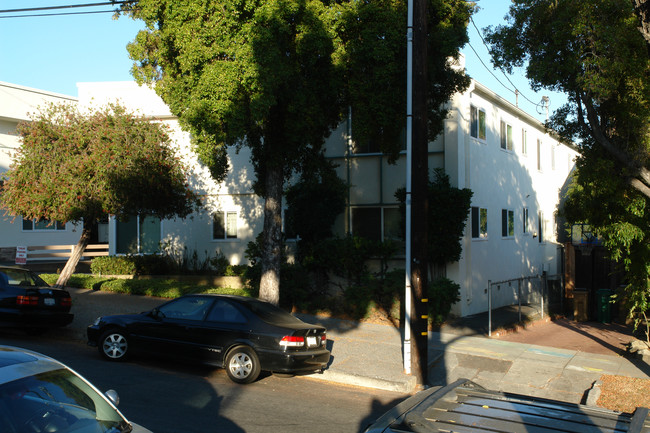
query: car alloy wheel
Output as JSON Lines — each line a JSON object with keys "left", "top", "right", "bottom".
{"left": 225, "top": 346, "right": 260, "bottom": 384}
{"left": 100, "top": 329, "right": 129, "bottom": 361}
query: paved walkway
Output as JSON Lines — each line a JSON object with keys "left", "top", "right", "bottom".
{"left": 56, "top": 288, "right": 650, "bottom": 403}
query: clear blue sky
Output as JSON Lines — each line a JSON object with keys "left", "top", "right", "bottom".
{"left": 0, "top": 0, "right": 566, "bottom": 122}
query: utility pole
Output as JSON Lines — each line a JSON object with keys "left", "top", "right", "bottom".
{"left": 410, "top": 0, "right": 429, "bottom": 385}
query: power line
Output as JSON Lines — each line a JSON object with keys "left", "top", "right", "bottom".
{"left": 0, "top": 2, "right": 129, "bottom": 13}
{"left": 0, "top": 1, "right": 132, "bottom": 19}
{"left": 469, "top": 16, "right": 546, "bottom": 110}
{"left": 0, "top": 10, "right": 114, "bottom": 19}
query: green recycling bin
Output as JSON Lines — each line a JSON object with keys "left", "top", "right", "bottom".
{"left": 596, "top": 289, "right": 613, "bottom": 323}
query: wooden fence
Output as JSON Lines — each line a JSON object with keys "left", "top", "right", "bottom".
{"left": 0, "top": 245, "right": 109, "bottom": 263}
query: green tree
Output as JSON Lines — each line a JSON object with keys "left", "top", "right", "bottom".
{"left": 484, "top": 1, "right": 650, "bottom": 335}
{"left": 340, "top": 0, "right": 473, "bottom": 160}
{"left": 122, "top": 0, "right": 343, "bottom": 305}
{"left": 120, "top": 0, "right": 473, "bottom": 306}
{"left": 485, "top": 0, "right": 650, "bottom": 198}
{"left": 0, "top": 103, "right": 198, "bottom": 287}
{"left": 284, "top": 159, "right": 347, "bottom": 246}
{"left": 396, "top": 168, "right": 473, "bottom": 273}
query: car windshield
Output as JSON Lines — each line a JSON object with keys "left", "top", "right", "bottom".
{"left": 0, "top": 368, "right": 131, "bottom": 433}
{"left": 0, "top": 268, "right": 48, "bottom": 288}
{"left": 243, "top": 299, "right": 304, "bottom": 326}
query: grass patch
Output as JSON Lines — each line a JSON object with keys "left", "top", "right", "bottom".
{"left": 40, "top": 274, "right": 255, "bottom": 299}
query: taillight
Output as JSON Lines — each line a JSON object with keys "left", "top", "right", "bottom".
{"left": 16, "top": 296, "right": 39, "bottom": 306}
{"left": 280, "top": 336, "right": 305, "bottom": 348}
{"left": 61, "top": 297, "right": 72, "bottom": 307}
{"left": 321, "top": 334, "right": 327, "bottom": 345}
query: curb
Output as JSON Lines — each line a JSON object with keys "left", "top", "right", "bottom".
{"left": 311, "top": 369, "right": 417, "bottom": 393}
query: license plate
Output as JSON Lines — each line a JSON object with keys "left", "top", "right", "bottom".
{"left": 306, "top": 336, "right": 318, "bottom": 347}
{"left": 44, "top": 298, "right": 55, "bottom": 306}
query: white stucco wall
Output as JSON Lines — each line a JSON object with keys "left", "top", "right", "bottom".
{"left": 445, "top": 82, "right": 578, "bottom": 316}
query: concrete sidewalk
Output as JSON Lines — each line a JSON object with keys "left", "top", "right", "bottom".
{"left": 59, "top": 288, "right": 650, "bottom": 401}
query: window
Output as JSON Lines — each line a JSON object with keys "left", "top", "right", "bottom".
{"left": 470, "top": 106, "right": 486, "bottom": 140}
{"left": 213, "top": 211, "right": 237, "bottom": 240}
{"left": 351, "top": 207, "right": 403, "bottom": 244}
{"left": 538, "top": 211, "right": 544, "bottom": 243}
{"left": 537, "top": 139, "right": 542, "bottom": 171}
{"left": 551, "top": 145, "right": 556, "bottom": 170}
{"left": 115, "top": 215, "right": 160, "bottom": 255}
{"left": 471, "top": 207, "right": 488, "bottom": 239}
{"left": 523, "top": 207, "right": 529, "bottom": 234}
{"left": 521, "top": 129, "right": 528, "bottom": 155}
{"left": 22, "top": 218, "right": 66, "bottom": 231}
{"left": 501, "top": 209, "right": 514, "bottom": 237}
{"left": 500, "top": 121, "right": 513, "bottom": 151}
{"left": 158, "top": 296, "right": 213, "bottom": 321}
{"left": 206, "top": 299, "right": 247, "bottom": 324}
{"left": 351, "top": 128, "right": 406, "bottom": 154}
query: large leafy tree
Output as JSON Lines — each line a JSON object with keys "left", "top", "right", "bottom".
{"left": 121, "top": 0, "right": 473, "bottom": 306}
{"left": 0, "top": 103, "right": 198, "bottom": 287}
{"left": 122, "top": 0, "right": 343, "bottom": 305}
{"left": 339, "top": 0, "right": 473, "bottom": 161}
{"left": 484, "top": 0, "right": 650, "bottom": 334}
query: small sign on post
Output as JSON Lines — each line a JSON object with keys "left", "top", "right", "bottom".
{"left": 15, "top": 246, "right": 27, "bottom": 265}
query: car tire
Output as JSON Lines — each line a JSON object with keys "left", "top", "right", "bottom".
{"left": 225, "top": 346, "right": 260, "bottom": 384}
{"left": 99, "top": 329, "right": 130, "bottom": 361}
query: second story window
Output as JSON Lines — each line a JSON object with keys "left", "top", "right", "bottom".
{"left": 501, "top": 209, "right": 514, "bottom": 237}
{"left": 523, "top": 207, "right": 529, "bottom": 234}
{"left": 521, "top": 129, "right": 528, "bottom": 155}
{"left": 500, "top": 121, "right": 513, "bottom": 151}
{"left": 471, "top": 206, "right": 488, "bottom": 239}
{"left": 470, "top": 106, "right": 486, "bottom": 141}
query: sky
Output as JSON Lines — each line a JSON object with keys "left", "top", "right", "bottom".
{"left": 0, "top": 0, "right": 567, "bottom": 122}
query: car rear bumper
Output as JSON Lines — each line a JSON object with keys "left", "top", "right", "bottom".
{"left": 0, "top": 310, "right": 73, "bottom": 328}
{"left": 258, "top": 348, "right": 331, "bottom": 374}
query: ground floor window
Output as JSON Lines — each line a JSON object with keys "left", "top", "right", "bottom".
{"left": 213, "top": 211, "right": 238, "bottom": 240}
{"left": 115, "top": 215, "right": 161, "bottom": 254}
{"left": 351, "top": 206, "right": 402, "bottom": 244}
{"left": 22, "top": 218, "right": 66, "bottom": 231}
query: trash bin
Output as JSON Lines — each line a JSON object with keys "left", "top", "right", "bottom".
{"left": 596, "top": 289, "right": 613, "bottom": 323}
{"left": 573, "top": 289, "right": 589, "bottom": 322}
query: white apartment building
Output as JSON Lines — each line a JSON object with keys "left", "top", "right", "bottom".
{"left": 1, "top": 79, "right": 578, "bottom": 317}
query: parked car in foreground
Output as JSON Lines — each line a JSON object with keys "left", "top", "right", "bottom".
{"left": 364, "top": 378, "right": 650, "bottom": 433}
{"left": 0, "top": 344, "right": 152, "bottom": 433}
{"left": 87, "top": 294, "right": 330, "bottom": 384}
{"left": 0, "top": 266, "right": 73, "bottom": 334}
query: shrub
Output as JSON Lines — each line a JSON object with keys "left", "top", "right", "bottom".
{"left": 90, "top": 256, "right": 137, "bottom": 275}
{"left": 90, "top": 255, "right": 173, "bottom": 275}
{"left": 428, "top": 277, "right": 461, "bottom": 326}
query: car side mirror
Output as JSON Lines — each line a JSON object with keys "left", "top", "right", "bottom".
{"left": 150, "top": 308, "right": 164, "bottom": 320}
{"left": 105, "top": 389, "right": 120, "bottom": 406}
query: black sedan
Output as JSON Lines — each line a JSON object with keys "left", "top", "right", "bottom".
{"left": 87, "top": 294, "right": 330, "bottom": 384}
{"left": 0, "top": 266, "right": 73, "bottom": 333}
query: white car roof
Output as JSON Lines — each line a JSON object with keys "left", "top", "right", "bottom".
{"left": 0, "top": 346, "right": 64, "bottom": 384}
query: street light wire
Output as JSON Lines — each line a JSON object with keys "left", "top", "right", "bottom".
{"left": 0, "top": 1, "right": 132, "bottom": 19}
{"left": 469, "top": 16, "right": 545, "bottom": 110}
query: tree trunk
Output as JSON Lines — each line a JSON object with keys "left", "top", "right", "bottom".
{"left": 54, "top": 221, "right": 92, "bottom": 288}
{"left": 259, "top": 165, "right": 283, "bottom": 306}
